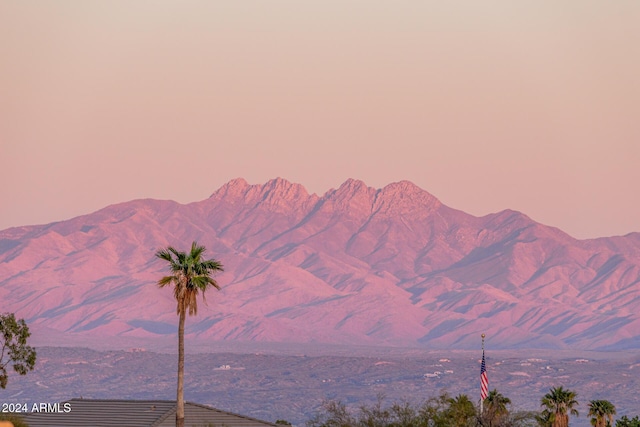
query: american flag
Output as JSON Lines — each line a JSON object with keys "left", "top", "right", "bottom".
{"left": 480, "top": 348, "right": 489, "bottom": 401}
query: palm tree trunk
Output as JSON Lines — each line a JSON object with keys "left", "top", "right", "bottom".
{"left": 553, "top": 413, "right": 565, "bottom": 427}
{"left": 176, "top": 308, "right": 185, "bottom": 427}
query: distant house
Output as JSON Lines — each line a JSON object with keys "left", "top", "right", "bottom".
{"left": 23, "top": 399, "right": 277, "bottom": 427}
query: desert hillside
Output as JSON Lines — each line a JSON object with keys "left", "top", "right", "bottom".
{"left": 1, "top": 178, "right": 639, "bottom": 350}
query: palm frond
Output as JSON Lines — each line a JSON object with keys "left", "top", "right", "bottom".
{"left": 189, "top": 241, "right": 205, "bottom": 260}
{"left": 157, "top": 275, "right": 177, "bottom": 288}
{"left": 207, "top": 276, "right": 221, "bottom": 290}
{"left": 190, "top": 275, "right": 216, "bottom": 290}
{"left": 201, "top": 259, "right": 224, "bottom": 272}
{"left": 155, "top": 248, "right": 174, "bottom": 262}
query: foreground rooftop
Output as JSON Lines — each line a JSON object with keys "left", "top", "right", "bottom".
{"left": 22, "top": 398, "right": 277, "bottom": 427}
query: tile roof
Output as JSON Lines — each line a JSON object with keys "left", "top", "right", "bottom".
{"left": 22, "top": 399, "right": 277, "bottom": 427}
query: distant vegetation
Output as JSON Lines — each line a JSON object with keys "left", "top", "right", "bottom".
{"left": 306, "top": 388, "right": 634, "bottom": 427}
{"left": 307, "top": 391, "right": 536, "bottom": 427}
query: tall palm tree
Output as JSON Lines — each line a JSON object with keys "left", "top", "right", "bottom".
{"left": 156, "top": 241, "right": 223, "bottom": 427}
{"left": 541, "top": 386, "right": 579, "bottom": 427}
{"left": 588, "top": 400, "right": 616, "bottom": 427}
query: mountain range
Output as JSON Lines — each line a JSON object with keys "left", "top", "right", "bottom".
{"left": 1, "top": 178, "right": 639, "bottom": 350}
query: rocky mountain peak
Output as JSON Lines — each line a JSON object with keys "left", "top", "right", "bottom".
{"left": 262, "top": 177, "right": 309, "bottom": 196}
{"left": 209, "top": 177, "right": 313, "bottom": 207}
{"left": 332, "top": 179, "right": 375, "bottom": 199}
{"left": 373, "top": 180, "right": 441, "bottom": 216}
{"left": 258, "top": 177, "right": 312, "bottom": 205}
{"left": 209, "top": 178, "right": 251, "bottom": 200}
{"left": 340, "top": 178, "right": 368, "bottom": 191}
{"left": 320, "top": 179, "right": 378, "bottom": 216}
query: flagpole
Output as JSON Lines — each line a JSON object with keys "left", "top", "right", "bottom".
{"left": 480, "top": 333, "right": 485, "bottom": 415}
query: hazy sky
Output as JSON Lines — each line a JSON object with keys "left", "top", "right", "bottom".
{"left": 1, "top": 1, "right": 638, "bottom": 239}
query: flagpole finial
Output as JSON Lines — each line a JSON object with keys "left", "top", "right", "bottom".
{"left": 481, "top": 333, "right": 485, "bottom": 339}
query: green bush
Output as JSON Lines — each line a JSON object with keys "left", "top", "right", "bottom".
{"left": 616, "top": 416, "right": 640, "bottom": 427}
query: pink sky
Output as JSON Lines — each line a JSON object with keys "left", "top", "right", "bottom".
{"left": 1, "top": 1, "right": 638, "bottom": 239}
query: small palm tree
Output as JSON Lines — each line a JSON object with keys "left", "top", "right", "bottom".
{"left": 541, "top": 386, "right": 579, "bottom": 427}
{"left": 537, "top": 409, "right": 554, "bottom": 427}
{"left": 588, "top": 400, "right": 616, "bottom": 427}
{"left": 156, "top": 241, "right": 223, "bottom": 427}
{"left": 447, "top": 394, "right": 476, "bottom": 427}
{"left": 483, "top": 389, "right": 511, "bottom": 427}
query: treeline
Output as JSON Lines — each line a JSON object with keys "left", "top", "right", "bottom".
{"left": 306, "top": 388, "right": 640, "bottom": 427}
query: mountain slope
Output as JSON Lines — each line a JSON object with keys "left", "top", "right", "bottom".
{"left": 1, "top": 178, "right": 639, "bottom": 349}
